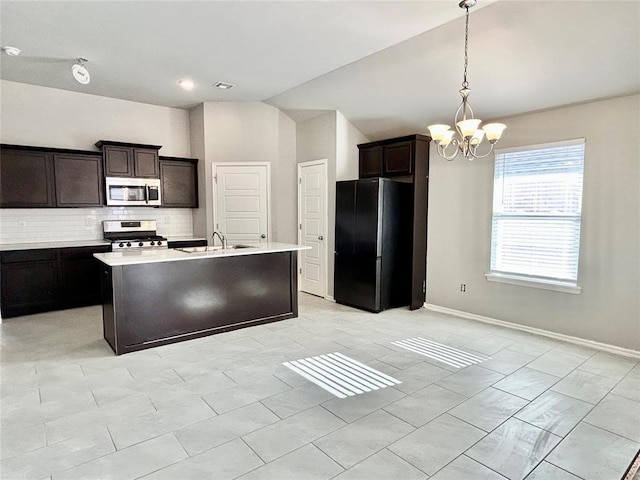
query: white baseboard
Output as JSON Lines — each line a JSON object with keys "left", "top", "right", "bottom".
{"left": 424, "top": 303, "right": 640, "bottom": 360}
{"left": 325, "top": 295, "right": 335, "bottom": 302}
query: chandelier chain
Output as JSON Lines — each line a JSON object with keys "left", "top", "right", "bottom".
{"left": 462, "top": 6, "right": 470, "bottom": 89}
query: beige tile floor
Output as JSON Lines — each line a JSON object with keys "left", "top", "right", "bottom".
{"left": 1, "top": 293, "right": 639, "bottom": 479}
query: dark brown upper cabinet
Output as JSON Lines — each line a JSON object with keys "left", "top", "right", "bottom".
{"left": 383, "top": 141, "right": 413, "bottom": 176}
{"left": 1, "top": 146, "right": 104, "bottom": 208}
{"left": 0, "top": 149, "right": 55, "bottom": 207}
{"left": 96, "top": 140, "right": 161, "bottom": 178}
{"left": 359, "top": 140, "right": 414, "bottom": 178}
{"left": 159, "top": 156, "right": 199, "bottom": 208}
{"left": 359, "top": 145, "right": 383, "bottom": 178}
{"left": 54, "top": 154, "right": 104, "bottom": 207}
{"left": 357, "top": 134, "right": 431, "bottom": 310}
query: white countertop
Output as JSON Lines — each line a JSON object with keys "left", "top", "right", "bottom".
{"left": 94, "top": 242, "right": 311, "bottom": 266}
{"left": 0, "top": 240, "right": 111, "bottom": 251}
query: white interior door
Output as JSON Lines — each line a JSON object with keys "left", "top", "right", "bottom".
{"left": 298, "top": 160, "right": 327, "bottom": 297}
{"left": 214, "top": 163, "right": 269, "bottom": 246}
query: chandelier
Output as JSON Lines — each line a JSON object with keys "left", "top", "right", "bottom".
{"left": 428, "top": 0, "right": 506, "bottom": 161}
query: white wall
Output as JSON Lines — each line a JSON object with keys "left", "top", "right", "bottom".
{"left": 190, "top": 102, "right": 297, "bottom": 243}
{"left": 189, "top": 104, "right": 207, "bottom": 238}
{"left": 0, "top": 80, "right": 195, "bottom": 243}
{"left": 426, "top": 94, "right": 640, "bottom": 351}
{"left": 297, "top": 111, "right": 369, "bottom": 298}
{"left": 0, "top": 80, "right": 190, "bottom": 155}
{"left": 336, "top": 111, "right": 367, "bottom": 182}
{"left": 274, "top": 111, "right": 298, "bottom": 243}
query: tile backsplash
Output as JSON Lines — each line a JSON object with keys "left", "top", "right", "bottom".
{"left": 0, "top": 207, "right": 194, "bottom": 244}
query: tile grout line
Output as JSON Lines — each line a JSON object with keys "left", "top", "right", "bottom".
{"left": 521, "top": 367, "right": 633, "bottom": 478}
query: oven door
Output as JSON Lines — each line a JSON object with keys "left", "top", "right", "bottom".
{"left": 105, "top": 177, "right": 162, "bottom": 206}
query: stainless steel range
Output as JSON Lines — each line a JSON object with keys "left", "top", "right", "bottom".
{"left": 103, "top": 220, "right": 168, "bottom": 251}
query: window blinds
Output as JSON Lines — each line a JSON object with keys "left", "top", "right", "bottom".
{"left": 490, "top": 139, "right": 585, "bottom": 283}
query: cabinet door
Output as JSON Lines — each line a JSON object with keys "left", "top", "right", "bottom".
{"left": 133, "top": 149, "right": 159, "bottom": 178}
{"left": 59, "top": 246, "right": 110, "bottom": 308}
{"left": 54, "top": 154, "right": 104, "bottom": 207}
{"left": 0, "top": 150, "right": 55, "bottom": 207}
{"left": 359, "top": 146, "right": 383, "bottom": 178}
{"left": 160, "top": 160, "right": 198, "bottom": 207}
{"left": 383, "top": 141, "right": 413, "bottom": 176}
{"left": 1, "top": 250, "right": 58, "bottom": 317}
{"left": 103, "top": 146, "right": 133, "bottom": 177}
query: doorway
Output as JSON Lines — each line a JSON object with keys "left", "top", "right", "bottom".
{"left": 213, "top": 163, "right": 270, "bottom": 246}
{"left": 298, "top": 159, "right": 328, "bottom": 297}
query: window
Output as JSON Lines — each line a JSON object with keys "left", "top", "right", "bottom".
{"left": 487, "top": 139, "right": 585, "bottom": 294}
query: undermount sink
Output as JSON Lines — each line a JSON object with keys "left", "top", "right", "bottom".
{"left": 176, "top": 245, "right": 255, "bottom": 253}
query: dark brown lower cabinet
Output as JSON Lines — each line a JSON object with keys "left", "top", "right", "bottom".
{"left": 1, "top": 250, "right": 58, "bottom": 317}
{"left": 59, "top": 246, "right": 111, "bottom": 308}
{"left": 0, "top": 245, "right": 111, "bottom": 318}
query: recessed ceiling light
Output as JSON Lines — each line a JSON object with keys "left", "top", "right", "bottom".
{"left": 2, "top": 46, "right": 21, "bottom": 56}
{"left": 178, "top": 79, "right": 194, "bottom": 90}
{"left": 213, "top": 81, "right": 235, "bottom": 90}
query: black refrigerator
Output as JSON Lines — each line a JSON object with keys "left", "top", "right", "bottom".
{"left": 334, "top": 178, "right": 412, "bottom": 313}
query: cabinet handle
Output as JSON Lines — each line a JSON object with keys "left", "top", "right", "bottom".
{"left": 318, "top": 236, "right": 324, "bottom": 241}
{"left": 261, "top": 234, "right": 266, "bottom": 239}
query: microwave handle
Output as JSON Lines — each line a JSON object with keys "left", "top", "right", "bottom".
{"left": 144, "top": 184, "right": 149, "bottom": 204}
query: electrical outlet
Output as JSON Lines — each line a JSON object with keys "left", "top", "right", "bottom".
{"left": 85, "top": 217, "right": 95, "bottom": 227}
{"left": 460, "top": 283, "right": 467, "bottom": 292}
{"left": 18, "top": 220, "right": 26, "bottom": 228}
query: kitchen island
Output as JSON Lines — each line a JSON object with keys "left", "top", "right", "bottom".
{"left": 94, "top": 243, "right": 309, "bottom": 355}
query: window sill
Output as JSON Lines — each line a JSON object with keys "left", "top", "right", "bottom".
{"left": 485, "top": 273, "right": 582, "bottom": 295}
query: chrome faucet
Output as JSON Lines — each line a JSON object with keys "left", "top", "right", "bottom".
{"left": 211, "top": 231, "right": 227, "bottom": 249}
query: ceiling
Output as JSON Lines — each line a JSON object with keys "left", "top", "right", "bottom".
{"left": 1, "top": 1, "right": 638, "bottom": 141}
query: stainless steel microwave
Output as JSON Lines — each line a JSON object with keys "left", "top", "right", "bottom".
{"left": 105, "top": 177, "right": 161, "bottom": 206}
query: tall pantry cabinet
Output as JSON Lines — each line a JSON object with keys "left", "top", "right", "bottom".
{"left": 357, "top": 134, "right": 430, "bottom": 310}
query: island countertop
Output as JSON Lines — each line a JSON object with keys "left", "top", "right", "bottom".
{"left": 97, "top": 242, "right": 308, "bottom": 354}
{"left": 94, "top": 242, "right": 310, "bottom": 266}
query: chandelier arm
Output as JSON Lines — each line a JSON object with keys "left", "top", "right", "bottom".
{"left": 464, "top": 101, "right": 474, "bottom": 122}
{"left": 454, "top": 96, "right": 475, "bottom": 125}
{"left": 467, "top": 141, "right": 495, "bottom": 159}
{"left": 439, "top": 139, "right": 460, "bottom": 161}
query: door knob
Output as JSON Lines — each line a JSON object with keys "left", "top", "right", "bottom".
{"left": 261, "top": 234, "right": 266, "bottom": 239}
{"left": 318, "top": 235, "right": 324, "bottom": 240}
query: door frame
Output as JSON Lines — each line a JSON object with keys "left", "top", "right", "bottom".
{"left": 212, "top": 162, "right": 272, "bottom": 243}
{"left": 297, "top": 159, "right": 329, "bottom": 298}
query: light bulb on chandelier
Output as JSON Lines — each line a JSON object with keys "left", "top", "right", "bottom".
{"left": 427, "top": 0, "right": 506, "bottom": 161}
